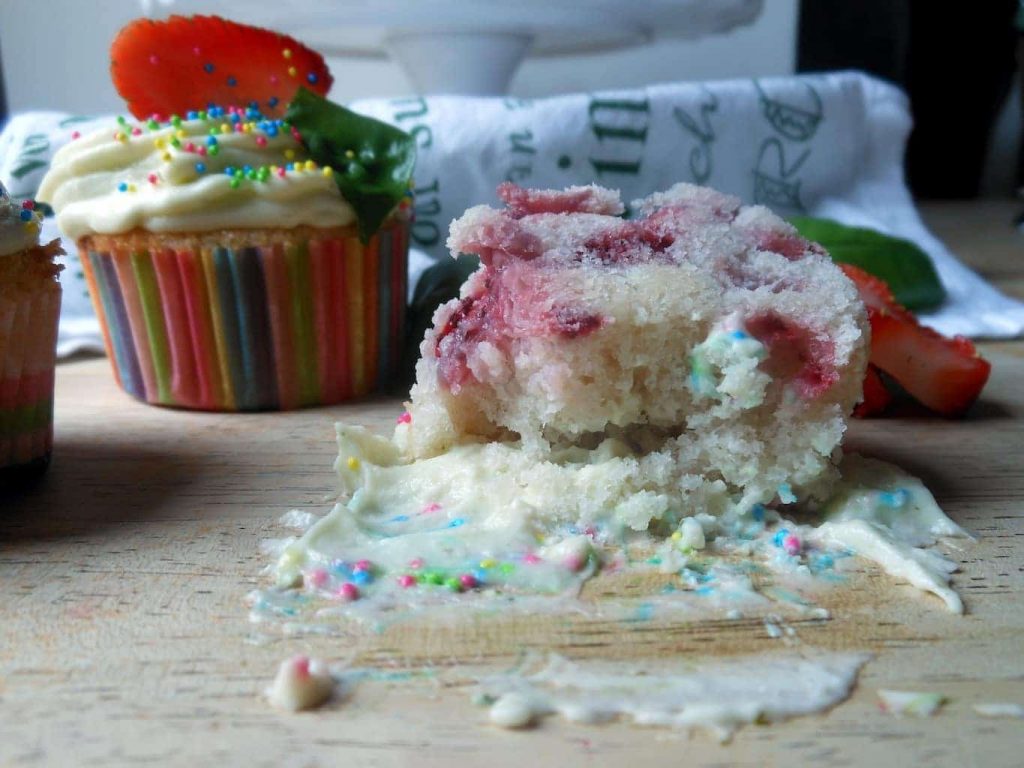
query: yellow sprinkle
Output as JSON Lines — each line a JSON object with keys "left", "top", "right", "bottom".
{"left": 220, "top": 123, "right": 230, "bottom": 133}
{"left": 153, "top": 138, "right": 165, "bottom": 149}
{"left": 278, "top": 549, "right": 300, "bottom": 566}
{"left": 176, "top": 129, "right": 186, "bottom": 139}
{"left": 270, "top": 165, "right": 280, "bottom": 174}
{"left": 671, "top": 531, "right": 682, "bottom": 541}
{"left": 161, "top": 151, "right": 172, "bottom": 162}
{"left": 114, "top": 132, "right": 127, "bottom": 143}
{"left": 23, "top": 220, "right": 39, "bottom": 232}
{"left": 242, "top": 122, "right": 253, "bottom": 133}
{"left": 304, "top": 160, "right": 316, "bottom": 171}
{"left": 288, "top": 66, "right": 297, "bottom": 78}
{"left": 284, "top": 148, "right": 295, "bottom": 160}
{"left": 344, "top": 149, "right": 355, "bottom": 159}
{"left": 127, "top": 184, "right": 136, "bottom": 192}
{"left": 479, "top": 559, "right": 497, "bottom": 569}
{"left": 282, "top": 48, "right": 292, "bottom": 59}
{"left": 322, "top": 166, "right": 333, "bottom": 177}
{"left": 346, "top": 456, "right": 360, "bottom": 470}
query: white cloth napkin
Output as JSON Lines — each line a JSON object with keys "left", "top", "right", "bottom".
{"left": 2, "top": 71, "right": 1022, "bottom": 358}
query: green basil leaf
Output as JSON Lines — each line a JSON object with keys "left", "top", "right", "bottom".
{"left": 285, "top": 88, "right": 416, "bottom": 243}
{"left": 790, "top": 216, "right": 946, "bottom": 311}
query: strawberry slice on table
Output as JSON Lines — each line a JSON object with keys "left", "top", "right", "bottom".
{"left": 110, "top": 15, "right": 332, "bottom": 119}
{"left": 853, "top": 364, "right": 893, "bottom": 418}
{"left": 840, "top": 264, "right": 991, "bottom": 417}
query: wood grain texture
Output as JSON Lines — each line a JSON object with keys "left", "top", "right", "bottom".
{"left": 2, "top": 202, "right": 1024, "bottom": 768}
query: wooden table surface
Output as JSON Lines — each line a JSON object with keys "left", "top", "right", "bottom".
{"left": 2, "top": 201, "right": 1023, "bottom": 767}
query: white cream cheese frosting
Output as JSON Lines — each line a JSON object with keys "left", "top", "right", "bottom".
{"left": 0, "top": 181, "right": 43, "bottom": 256}
{"left": 36, "top": 110, "right": 355, "bottom": 240}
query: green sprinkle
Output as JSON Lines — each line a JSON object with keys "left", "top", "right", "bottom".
{"left": 171, "top": 115, "right": 182, "bottom": 127}
{"left": 499, "top": 563, "right": 515, "bottom": 576}
{"left": 208, "top": 145, "right": 220, "bottom": 156}
{"left": 444, "top": 577, "right": 462, "bottom": 592}
{"left": 422, "top": 570, "right": 444, "bottom": 586}
{"left": 116, "top": 115, "right": 127, "bottom": 125}
{"left": 169, "top": 137, "right": 181, "bottom": 148}
{"left": 198, "top": 110, "right": 208, "bottom": 120}
{"left": 229, "top": 178, "right": 241, "bottom": 189}
{"left": 146, "top": 119, "right": 159, "bottom": 130}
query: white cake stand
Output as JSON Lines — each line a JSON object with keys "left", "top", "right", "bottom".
{"left": 143, "top": 0, "right": 764, "bottom": 94}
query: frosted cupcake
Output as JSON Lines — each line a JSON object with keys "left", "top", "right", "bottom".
{"left": 36, "top": 16, "right": 414, "bottom": 411}
{"left": 0, "top": 182, "right": 63, "bottom": 480}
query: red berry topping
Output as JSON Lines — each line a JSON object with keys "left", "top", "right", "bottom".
{"left": 110, "top": 15, "right": 332, "bottom": 119}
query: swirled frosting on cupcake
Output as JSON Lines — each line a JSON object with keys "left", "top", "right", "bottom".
{"left": 0, "top": 182, "right": 44, "bottom": 256}
{"left": 37, "top": 106, "right": 355, "bottom": 240}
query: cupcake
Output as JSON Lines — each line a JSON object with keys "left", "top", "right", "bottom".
{"left": 0, "top": 182, "right": 63, "bottom": 481}
{"left": 36, "top": 16, "right": 415, "bottom": 411}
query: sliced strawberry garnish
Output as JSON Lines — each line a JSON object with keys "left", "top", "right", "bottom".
{"left": 853, "top": 364, "right": 893, "bottom": 417}
{"left": 110, "top": 15, "right": 332, "bottom": 119}
{"left": 840, "top": 264, "right": 990, "bottom": 417}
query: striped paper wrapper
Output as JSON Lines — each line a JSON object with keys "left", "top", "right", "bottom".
{"left": 0, "top": 273, "right": 61, "bottom": 474}
{"left": 79, "top": 220, "right": 408, "bottom": 411}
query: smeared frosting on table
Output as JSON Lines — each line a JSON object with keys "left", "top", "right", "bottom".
{"left": 475, "top": 652, "right": 870, "bottom": 741}
{"left": 254, "top": 425, "right": 970, "bottom": 632}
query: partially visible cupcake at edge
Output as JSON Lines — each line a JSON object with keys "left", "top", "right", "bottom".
{"left": 36, "top": 15, "right": 415, "bottom": 411}
{"left": 0, "top": 182, "right": 63, "bottom": 480}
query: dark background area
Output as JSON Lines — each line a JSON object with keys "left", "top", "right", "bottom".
{"left": 798, "top": 0, "right": 1022, "bottom": 198}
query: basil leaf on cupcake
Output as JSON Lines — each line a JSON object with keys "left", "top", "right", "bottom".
{"left": 286, "top": 88, "right": 416, "bottom": 243}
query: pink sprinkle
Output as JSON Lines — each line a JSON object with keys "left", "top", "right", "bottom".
{"left": 185, "top": 142, "right": 196, "bottom": 152}
{"left": 421, "top": 502, "right": 442, "bottom": 515}
{"left": 70, "top": 131, "right": 81, "bottom": 140}
{"left": 234, "top": 123, "right": 244, "bottom": 133}
{"left": 256, "top": 135, "right": 268, "bottom": 147}
{"left": 270, "top": 74, "right": 279, "bottom": 85}
{"left": 353, "top": 559, "right": 372, "bottom": 573}
{"left": 396, "top": 411, "right": 412, "bottom": 424}
{"left": 276, "top": 167, "right": 286, "bottom": 178}
{"left": 408, "top": 558, "right": 424, "bottom": 570}
{"left": 782, "top": 534, "right": 803, "bottom": 556}
{"left": 292, "top": 655, "right": 311, "bottom": 678}
{"left": 20, "top": 200, "right": 34, "bottom": 210}
{"left": 198, "top": 146, "right": 207, "bottom": 156}
{"left": 131, "top": 127, "right": 142, "bottom": 136}
{"left": 149, "top": 54, "right": 159, "bottom": 65}
{"left": 336, "top": 582, "right": 359, "bottom": 601}
{"left": 192, "top": 46, "right": 201, "bottom": 56}
{"left": 564, "top": 554, "right": 585, "bottom": 572}
{"left": 291, "top": 127, "right": 302, "bottom": 140}
{"left": 459, "top": 573, "right": 477, "bottom": 589}
{"left": 523, "top": 553, "right": 541, "bottom": 565}
{"left": 397, "top": 574, "right": 416, "bottom": 588}
{"left": 147, "top": 173, "right": 158, "bottom": 184}
{"left": 306, "top": 568, "right": 329, "bottom": 588}
{"left": 150, "top": 113, "right": 162, "bottom": 122}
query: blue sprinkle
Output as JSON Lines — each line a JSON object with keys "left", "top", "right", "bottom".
{"left": 230, "top": 113, "right": 241, "bottom": 123}
{"left": 223, "top": 166, "right": 235, "bottom": 176}
{"left": 242, "top": 164, "right": 252, "bottom": 174}
{"left": 203, "top": 63, "right": 215, "bottom": 74}
{"left": 773, "top": 528, "right": 790, "bottom": 547}
{"left": 249, "top": 100, "right": 259, "bottom": 109}
{"left": 694, "top": 586, "right": 715, "bottom": 596}
{"left": 471, "top": 568, "right": 488, "bottom": 584}
{"left": 194, "top": 162, "right": 206, "bottom": 173}
{"left": 879, "top": 489, "right": 910, "bottom": 508}
{"left": 751, "top": 503, "right": 766, "bottom": 522}
{"left": 448, "top": 518, "right": 465, "bottom": 529}
{"left": 207, "top": 136, "right": 218, "bottom": 146}
{"left": 730, "top": 330, "right": 748, "bottom": 339}
{"left": 390, "top": 514, "right": 409, "bottom": 523}
{"left": 268, "top": 96, "right": 279, "bottom": 108}
{"left": 19, "top": 209, "right": 32, "bottom": 221}
{"left": 351, "top": 570, "right": 373, "bottom": 585}
{"left": 286, "top": 163, "right": 295, "bottom": 171}
{"left": 265, "top": 125, "right": 278, "bottom": 137}
{"left": 307, "top": 73, "right": 319, "bottom": 84}
{"left": 330, "top": 560, "right": 352, "bottom": 577}
{"left": 226, "top": 76, "right": 238, "bottom": 87}
{"left": 117, "top": 182, "right": 128, "bottom": 192}
{"left": 186, "top": 110, "right": 198, "bottom": 120}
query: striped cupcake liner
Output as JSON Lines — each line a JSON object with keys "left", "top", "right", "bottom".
{"left": 0, "top": 285, "right": 61, "bottom": 472}
{"left": 81, "top": 222, "right": 408, "bottom": 411}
